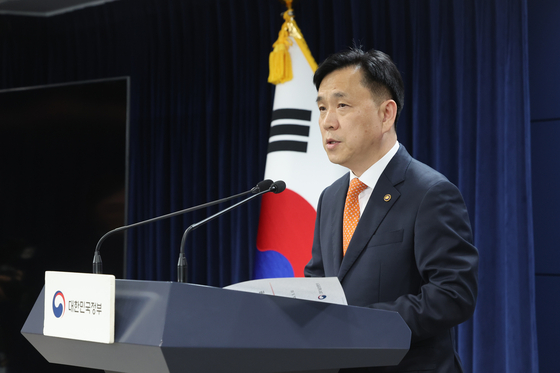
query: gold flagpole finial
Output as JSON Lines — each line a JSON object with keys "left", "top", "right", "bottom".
{"left": 268, "top": 0, "right": 317, "bottom": 85}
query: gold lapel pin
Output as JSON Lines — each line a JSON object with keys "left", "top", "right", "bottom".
{"left": 384, "top": 194, "right": 392, "bottom": 202}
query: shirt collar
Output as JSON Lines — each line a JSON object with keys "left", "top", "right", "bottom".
{"left": 349, "top": 141, "right": 400, "bottom": 189}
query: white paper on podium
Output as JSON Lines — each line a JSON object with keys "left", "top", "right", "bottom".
{"left": 224, "top": 277, "right": 347, "bottom": 305}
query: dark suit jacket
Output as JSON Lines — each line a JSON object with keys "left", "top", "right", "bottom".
{"left": 305, "top": 145, "right": 478, "bottom": 373}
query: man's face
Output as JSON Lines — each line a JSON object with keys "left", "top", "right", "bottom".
{"left": 316, "top": 66, "right": 391, "bottom": 176}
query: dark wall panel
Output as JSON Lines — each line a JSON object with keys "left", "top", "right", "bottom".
{"left": 535, "top": 275, "right": 560, "bottom": 373}
{"left": 529, "top": 1, "right": 560, "bottom": 372}
{"left": 0, "top": 79, "right": 127, "bottom": 373}
{"left": 531, "top": 120, "right": 560, "bottom": 275}
{"left": 528, "top": 0, "right": 560, "bottom": 120}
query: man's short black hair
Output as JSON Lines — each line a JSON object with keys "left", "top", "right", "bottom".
{"left": 313, "top": 48, "right": 405, "bottom": 128}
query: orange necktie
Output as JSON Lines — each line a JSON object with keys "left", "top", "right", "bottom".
{"left": 343, "top": 178, "right": 368, "bottom": 255}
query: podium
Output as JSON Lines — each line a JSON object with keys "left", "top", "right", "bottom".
{"left": 22, "top": 279, "right": 411, "bottom": 373}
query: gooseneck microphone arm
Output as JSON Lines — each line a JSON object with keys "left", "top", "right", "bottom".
{"left": 92, "top": 180, "right": 274, "bottom": 274}
{"left": 177, "top": 180, "right": 286, "bottom": 283}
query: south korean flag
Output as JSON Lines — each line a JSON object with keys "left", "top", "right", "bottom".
{"left": 254, "top": 36, "right": 346, "bottom": 279}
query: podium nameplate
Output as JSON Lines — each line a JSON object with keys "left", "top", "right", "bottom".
{"left": 43, "top": 271, "right": 115, "bottom": 344}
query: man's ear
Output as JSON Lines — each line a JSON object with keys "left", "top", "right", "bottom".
{"left": 381, "top": 99, "right": 397, "bottom": 131}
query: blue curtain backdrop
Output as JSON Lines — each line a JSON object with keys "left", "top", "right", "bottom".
{"left": 0, "top": 0, "right": 537, "bottom": 372}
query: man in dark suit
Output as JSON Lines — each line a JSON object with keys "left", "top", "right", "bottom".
{"left": 304, "top": 48, "right": 479, "bottom": 372}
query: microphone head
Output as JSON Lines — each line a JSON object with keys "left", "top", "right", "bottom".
{"left": 270, "top": 180, "right": 286, "bottom": 194}
{"left": 253, "top": 179, "right": 273, "bottom": 194}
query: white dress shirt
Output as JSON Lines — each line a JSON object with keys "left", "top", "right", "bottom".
{"left": 348, "top": 141, "right": 400, "bottom": 216}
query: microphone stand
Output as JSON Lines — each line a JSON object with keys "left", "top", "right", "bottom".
{"left": 177, "top": 181, "right": 285, "bottom": 283}
{"left": 93, "top": 180, "right": 273, "bottom": 274}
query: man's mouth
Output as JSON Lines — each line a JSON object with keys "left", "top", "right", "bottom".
{"left": 325, "top": 139, "right": 341, "bottom": 149}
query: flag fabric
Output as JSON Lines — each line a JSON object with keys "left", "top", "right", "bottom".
{"left": 253, "top": 3, "right": 346, "bottom": 279}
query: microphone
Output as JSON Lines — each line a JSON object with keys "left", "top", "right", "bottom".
{"left": 177, "top": 180, "right": 286, "bottom": 282}
{"left": 92, "top": 179, "right": 273, "bottom": 274}
{"left": 250, "top": 179, "right": 274, "bottom": 194}
{"left": 270, "top": 180, "right": 286, "bottom": 194}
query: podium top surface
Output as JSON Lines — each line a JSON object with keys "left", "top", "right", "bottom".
{"left": 22, "top": 279, "right": 411, "bottom": 373}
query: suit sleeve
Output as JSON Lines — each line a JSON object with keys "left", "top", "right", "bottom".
{"left": 370, "top": 180, "right": 479, "bottom": 342}
{"left": 304, "top": 189, "right": 326, "bottom": 278}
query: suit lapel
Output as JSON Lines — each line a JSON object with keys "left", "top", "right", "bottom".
{"left": 330, "top": 175, "right": 349, "bottom": 275}
{"left": 337, "top": 145, "right": 410, "bottom": 281}
{"left": 338, "top": 175, "right": 400, "bottom": 281}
